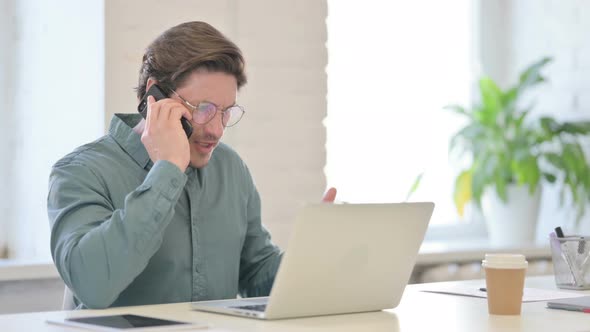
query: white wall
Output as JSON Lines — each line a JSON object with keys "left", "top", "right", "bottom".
{"left": 0, "top": 0, "right": 17, "bottom": 257}
{"left": 1, "top": 0, "right": 326, "bottom": 259}
{"left": 5, "top": 0, "right": 589, "bottom": 258}
{"left": 478, "top": 0, "right": 512, "bottom": 86}
{"left": 506, "top": 0, "right": 590, "bottom": 119}
{"left": 5, "top": 0, "right": 104, "bottom": 259}
{"left": 482, "top": 0, "right": 590, "bottom": 239}
{"left": 105, "top": 0, "right": 328, "bottom": 249}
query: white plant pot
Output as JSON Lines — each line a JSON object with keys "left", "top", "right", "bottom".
{"left": 482, "top": 184, "right": 541, "bottom": 247}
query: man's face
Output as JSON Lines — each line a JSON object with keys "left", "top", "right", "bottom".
{"left": 172, "top": 70, "right": 238, "bottom": 168}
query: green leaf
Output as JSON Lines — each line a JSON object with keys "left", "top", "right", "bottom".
{"left": 565, "top": 175, "right": 580, "bottom": 203}
{"left": 562, "top": 144, "right": 582, "bottom": 179}
{"left": 528, "top": 167, "right": 541, "bottom": 195}
{"left": 495, "top": 171, "right": 508, "bottom": 202}
{"left": 471, "top": 154, "right": 497, "bottom": 205}
{"left": 518, "top": 57, "right": 552, "bottom": 91}
{"left": 471, "top": 171, "right": 486, "bottom": 207}
{"left": 544, "top": 152, "right": 564, "bottom": 169}
{"left": 479, "top": 77, "right": 503, "bottom": 121}
{"left": 513, "top": 109, "right": 529, "bottom": 130}
{"left": 405, "top": 172, "right": 424, "bottom": 201}
{"left": 449, "top": 124, "right": 484, "bottom": 153}
{"left": 571, "top": 144, "right": 587, "bottom": 176}
{"left": 543, "top": 173, "right": 557, "bottom": 183}
{"left": 502, "top": 87, "right": 518, "bottom": 107}
{"left": 453, "top": 169, "right": 472, "bottom": 217}
{"left": 537, "top": 117, "right": 560, "bottom": 143}
{"left": 540, "top": 117, "right": 559, "bottom": 133}
{"left": 511, "top": 155, "right": 540, "bottom": 191}
{"left": 560, "top": 122, "right": 590, "bottom": 136}
{"left": 444, "top": 104, "right": 470, "bottom": 117}
{"left": 473, "top": 108, "right": 495, "bottom": 126}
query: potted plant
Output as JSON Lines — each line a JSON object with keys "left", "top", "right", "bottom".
{"left": 447, "top": 56, "right": 590, "bottom": 246}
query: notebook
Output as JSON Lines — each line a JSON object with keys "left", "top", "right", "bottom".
{"left": 547, "top": 295, "right": 590, "bottom": 313}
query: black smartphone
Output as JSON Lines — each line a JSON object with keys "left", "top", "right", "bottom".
{"left": 137, "top": 84, "right": 193, "bottom": 138}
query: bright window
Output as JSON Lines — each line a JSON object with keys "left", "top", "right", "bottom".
{"left": 325, "top": 1, "right": 474, "bottom": 225}
{"left": 0, "top": 1, "right": 104, "bottom": 259}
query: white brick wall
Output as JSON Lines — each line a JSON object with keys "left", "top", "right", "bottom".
{"left": 104, "top": 0, "right": 233, "bottom": 131}
{"left": 229, "top": 0, "right": 328, "bottom": 247}
{"left": 505, "top": 0, "right": 590, "bottom": 118}
{"left": 105, "top": 0, "right": 328, "bottom": 248}
{"left": 484, "top": 0, "right": 590, "bottom": 239}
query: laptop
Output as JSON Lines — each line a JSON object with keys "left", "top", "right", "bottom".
{"left": 191, "top": 202, "right": 434, "bottom": 320}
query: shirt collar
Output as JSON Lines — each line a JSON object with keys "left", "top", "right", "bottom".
{"left": 108, "top": 113, "right": 199, "bottom": 177}
{"left": 109, "top": 113, "right": 152, "bottom": 169}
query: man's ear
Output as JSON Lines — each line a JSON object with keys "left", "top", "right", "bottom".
{"left": 138, "top": 78, "right": 158, "bottom": 103}
{"left": 146, "top": 78, "right": 157, "bottom": 92}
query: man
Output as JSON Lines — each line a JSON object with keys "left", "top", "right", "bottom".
{"left": 48, "top": 21, "right": 336, "bottom": 309}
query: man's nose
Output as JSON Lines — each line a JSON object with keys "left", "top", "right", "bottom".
{"left": 203, "top": 111, "right": 225, "bottom": 139}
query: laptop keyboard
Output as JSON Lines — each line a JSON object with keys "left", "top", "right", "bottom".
{"left": 230, "top": 304, "right": 267, "bottom": 312}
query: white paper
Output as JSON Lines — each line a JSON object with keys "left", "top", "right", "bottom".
{"left": 420, "top": 285, "right": 586, "bottom": 302}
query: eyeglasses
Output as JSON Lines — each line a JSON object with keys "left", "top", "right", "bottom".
{"left": 170, "top": 89, "right": 245, "bottom": 127}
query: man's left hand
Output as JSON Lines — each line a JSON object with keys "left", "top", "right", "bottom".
{"left": 322, "top": 187, "right": 337, "bottom": 203}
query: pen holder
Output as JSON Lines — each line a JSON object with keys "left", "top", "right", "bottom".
{"left": 550, "top": 235, "right": 590, "bottom": 290}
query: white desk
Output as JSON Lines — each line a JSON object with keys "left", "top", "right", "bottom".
{"left": 1, "top": 276, "right": 589, "bottom": 332}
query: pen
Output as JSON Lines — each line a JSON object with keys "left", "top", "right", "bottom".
{"left": 578, "top": 236, "right": 586, "bottom": 254}
{"left": 555, "top": 227, "right": 565, "bottom": 238}
{"left": 554, "top": 227, "right": 582, "bottom": 286}
{"left": 547, "top": 306, "right": 590, "bottom": 313}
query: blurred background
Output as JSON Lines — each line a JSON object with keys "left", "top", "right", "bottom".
{"left": 0, "top": 0, "right": 589, "bottom": 313}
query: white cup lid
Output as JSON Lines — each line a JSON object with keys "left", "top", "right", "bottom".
{"left": 482, "top": 253, "right": 528, "bottom": 269}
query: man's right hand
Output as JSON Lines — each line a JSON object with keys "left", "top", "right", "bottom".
{"left": 141, "top": 95, "right": 193, "bottom": 172}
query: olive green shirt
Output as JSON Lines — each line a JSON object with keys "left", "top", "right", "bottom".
{"left": 48, "top": 114, "right": 282, "bottom": 309}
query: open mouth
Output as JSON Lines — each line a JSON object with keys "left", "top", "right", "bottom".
{"left": 193, "top": 141, "right": 217, "bottom": 154}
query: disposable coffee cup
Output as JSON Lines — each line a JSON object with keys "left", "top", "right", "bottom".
{"left": 482, "top": 254, "right": 528, "bottom": 315}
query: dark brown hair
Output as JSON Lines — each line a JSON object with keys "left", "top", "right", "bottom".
{"left": 136, "top": 21, "right": 247, "bottom": 98}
